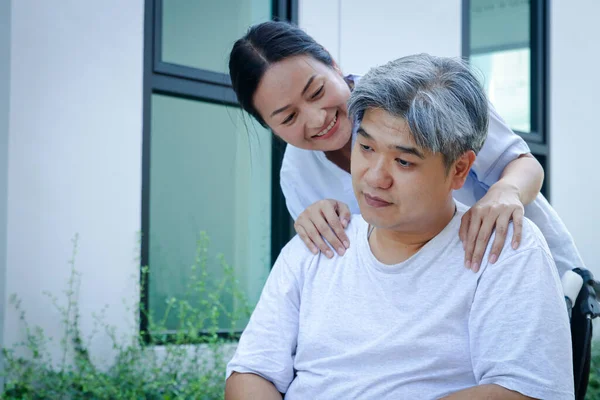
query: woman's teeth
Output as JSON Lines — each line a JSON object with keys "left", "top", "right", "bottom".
{"left": 314, "top": 114, "right": 337, "bottom": 137}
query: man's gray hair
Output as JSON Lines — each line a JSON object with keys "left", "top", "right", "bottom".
{"left": 348, "top": 54, "right": 489, "bottom": 169}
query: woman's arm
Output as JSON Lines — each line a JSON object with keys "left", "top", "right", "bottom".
{"left": 497, "top": 153, "right": 544, "bottom": 205}
{"left": 460, "top": 153, "right": 544, "bottom": 271}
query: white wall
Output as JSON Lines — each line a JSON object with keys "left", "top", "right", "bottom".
{"left": 339, "top": 0, "right": 462, "bottom": 74}
{"left": 299, "top": 0, "right": 462, "bottom": 74}
{"left": 550, "top": 0, "right": 600, "bottom": 278}
{"left": 3, "top": 0, "right": 144, "bottom": 366}
{"left": 0, "top": 0, "right": 11, "bottom": 378}
{"left": 298, "top": 0, "right": 342, "bottom": 62}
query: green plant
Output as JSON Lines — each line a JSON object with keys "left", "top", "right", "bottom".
{"left": 586, "top": 343, "right": 600, "bottom": 399}
{"left": 1, "top": 232, "right": 251, "bottom": 399}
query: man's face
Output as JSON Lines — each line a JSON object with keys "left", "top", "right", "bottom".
{"left": 351, "top": 108, "right": 469, "bottom": 232}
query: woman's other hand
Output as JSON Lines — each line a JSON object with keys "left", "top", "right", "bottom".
{"left": 294, "top": 199, "right": 351, "bottom": 258}
{"left": 459, "top": 182, "right": 524, "bottom": 272}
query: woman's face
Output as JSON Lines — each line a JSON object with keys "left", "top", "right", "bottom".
{"left": 253, "top": 55, "right": 353, "bottom": 151}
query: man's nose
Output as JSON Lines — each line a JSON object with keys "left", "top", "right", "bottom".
{"left": 365, "top": 158, "right": 393, "bottom": 189}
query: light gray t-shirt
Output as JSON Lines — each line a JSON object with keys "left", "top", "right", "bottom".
{"left": 227, "top": 203, "right": 574, "bottom": 399}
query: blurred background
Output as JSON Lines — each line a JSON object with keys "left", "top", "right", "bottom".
{"left": 0, "top": 0, "right": 598, "bottom": 393}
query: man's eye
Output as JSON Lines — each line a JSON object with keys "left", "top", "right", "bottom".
{"left": 359, "top": 144, "right": 372, "bottom": 152}
{"left": 310, "top": 86, "right": 324, "bottom": 99}
{"left": 282, "top": 113, "right": 296, "bottom": 124}
{"left": 396, "top": 158, "right": 412, "bottom": 167}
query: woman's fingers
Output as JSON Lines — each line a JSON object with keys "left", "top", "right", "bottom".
{"left": 488, "top": 211, "right": 512, "bottom": 264}
{"left": 463, "top": 210, "right": 482, "bottom": 270}
{"left": 337, "top": 202, "right": 352, "bottom": 230}
{"left": 321, "top": 203, "right": 350, "bottom": 254}
{"left": 463, "top": 205, "right": 524, "bottom": 269}
{"left": 511, "top": 207, "right": 524, "bottom": 250}
{"left": 294, "top": 199, "right": 353, "bottom": 258}
{"left": 294, "top": 223, "right": 319, "bottom": 255}
{"left": 459, "top": 211, "right": 470, "bottom": 246}
{"left": 470, "top": 213, "right": 499, "bottom": 272}
{"left": 299, "top": 219, "right": 334, "bottom": 258}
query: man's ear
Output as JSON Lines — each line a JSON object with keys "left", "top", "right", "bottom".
{"left": 449, "top": 151, "right": 476, "bottom": 190}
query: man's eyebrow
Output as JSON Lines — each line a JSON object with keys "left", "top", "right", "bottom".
{"left": 357, "top": 127, "right": 372, "bottom": 139}
{"left": 395, "top": 145, "right": 425, "bottom": 159}
{"left": 357, "top": 126, "right": 425, "bottom": 159}
{"left": 270, "top": 75, "right": 316, "bottom": 117}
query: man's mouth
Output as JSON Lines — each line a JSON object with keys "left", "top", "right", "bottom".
{"left": 364, "top": 193, "right": 392, "bottom": 208}
{"left": 312, "top": 111, "right": 339, "bottom": 139}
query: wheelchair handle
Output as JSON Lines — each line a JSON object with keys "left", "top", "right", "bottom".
{"left": 563, "top": 270, "right": 584, "bottom": 312}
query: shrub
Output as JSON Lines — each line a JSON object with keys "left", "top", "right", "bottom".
{"left": 1, "top": 233, "right": 250, "bottom": 399}
{"left": 586, "top": 343, "right": 600, "bottom": 399}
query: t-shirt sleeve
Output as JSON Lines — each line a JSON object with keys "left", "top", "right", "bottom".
{"left": 471, "top": 103, "right": 531, "bottom": 188}
{"left": 469, "top": 247, "right": 574, "bottom": 399}
{"left": 226, "top": 248, "right": 302, "bottom": 393}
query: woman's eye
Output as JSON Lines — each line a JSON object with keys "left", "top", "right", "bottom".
{"left": 310, "top": 86, "right": 324, "bottom": 99}
{"left": 396, "top": 158, "right": 412, "bottom": 167}
{"left": 360, "top": 144, "right": 372, "bottom": 152}
{"left": 282, "top": 113, "right": 296, "bottom": 124}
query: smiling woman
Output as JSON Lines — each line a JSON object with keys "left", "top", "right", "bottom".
{"left": 252, "top": 55, "right": 352, "bottom": 152}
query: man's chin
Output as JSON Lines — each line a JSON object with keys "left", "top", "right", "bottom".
{"left": 360, "top": 210, "right": 392, "bottom": 230}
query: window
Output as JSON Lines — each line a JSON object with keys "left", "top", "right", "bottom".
{"left": 463, "top": 0, "right": 549, "bottom": 197}
{"left": 142, "top": 0, "right": 296, "bottom": 339}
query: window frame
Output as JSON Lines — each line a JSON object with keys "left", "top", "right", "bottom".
{"left": 462, "top": 0, "right": 550, "bottom": 196}
{"left": 141, "top": 0, "right": 297, "bottom": 343}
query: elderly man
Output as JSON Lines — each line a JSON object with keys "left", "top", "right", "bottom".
{"left": 225, "top": 54, "right": 573, "bottom": 400}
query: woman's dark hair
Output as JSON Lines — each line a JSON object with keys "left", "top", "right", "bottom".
{"left": 229, "top": 21, "right": 334, "bottom": 127}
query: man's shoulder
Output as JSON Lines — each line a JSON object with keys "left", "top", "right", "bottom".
{"left": 278, "top": 214, "right": 368, "bottom": 269}
{"left": 502, "top": 216, "right": 551, "bottom": 259}
{"left": 455, "top": 202, "right": 553, "bottom": 265}
{"left": 483, "top": 216, "right": 556, "bottom": 279}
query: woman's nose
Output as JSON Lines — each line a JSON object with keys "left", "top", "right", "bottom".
{"left": 305, "top": 107, "right": 327, "bottom": 130}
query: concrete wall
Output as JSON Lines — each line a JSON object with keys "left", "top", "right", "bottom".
{"left": 3, "top": 0, "right": 144, "bottom": 366}
{"left": 299, "top": 0, "right": 462, "bottom": 74}
{"left": 0, "top": 0, "right": 11, "bottom": 378}
{"left": 549, "top": 0, "right": 600, "bottom": 277}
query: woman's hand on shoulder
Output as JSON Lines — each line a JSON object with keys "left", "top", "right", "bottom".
{"left": 459, "top": 182, "right": 524, "bottom": 272}
{"left": 294, "top": 199, "right": 351, "bottom": 258}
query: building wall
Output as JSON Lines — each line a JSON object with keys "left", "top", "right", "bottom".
{"left": 298, "top": 0, "right": 342, "bottom": 63}
{"left": 549, "top": 0, "right": 600, "bottom": 278}
{"left": 300, "top": 0, "right": 462, "bottom": 74}
{"left": 0, "top": 0, "right": 11, "bottom": 378}
{"left": 3, "top": 0, "right": 144, "bottom": 365}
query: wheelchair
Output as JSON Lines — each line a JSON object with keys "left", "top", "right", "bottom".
{"left": 564, "top": 268, "right": 600, "bottom": 399}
